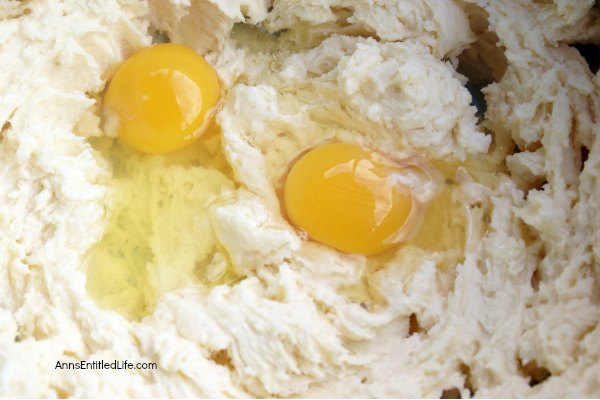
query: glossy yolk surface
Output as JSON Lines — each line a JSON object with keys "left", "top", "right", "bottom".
{"left": 103, "top": 43, "right": 220, "bottom": 154}
{"left": 283, "top": 143, "right": 413, "bottom": 255}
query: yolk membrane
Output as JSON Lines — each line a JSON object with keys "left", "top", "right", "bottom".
{"left": 103, "top": 43, "right": 221, "bottom": 154}
{"left": 283, "top": 143, "right": 414, "bottom": 256}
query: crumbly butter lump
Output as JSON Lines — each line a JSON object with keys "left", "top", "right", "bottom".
{"left": 0, "top": 0, "right": 599, "bottom": 397}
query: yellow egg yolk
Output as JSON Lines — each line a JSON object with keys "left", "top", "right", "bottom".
{"left": 283, "top": 143, "right": 414, "bottom": 255}
{"left": 103, "top": 43, "right": 221, "bottom": 154}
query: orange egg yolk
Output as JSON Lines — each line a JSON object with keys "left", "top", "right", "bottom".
{"left": 103, "top": 43, "right": 221, "bottom": 154}
{"left": 283, "top": 143, "right": 414, "bottom": 255}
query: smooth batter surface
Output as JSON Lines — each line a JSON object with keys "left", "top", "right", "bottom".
{"left": 0, "top": 0, "right": 599, "bottom": 397}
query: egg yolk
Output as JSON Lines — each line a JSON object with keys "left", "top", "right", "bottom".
{"left": 283, "top": 143, "right": 414, "bottom": 255}
{"left": 103, "top": 43, "right": 221, "bottom": 154}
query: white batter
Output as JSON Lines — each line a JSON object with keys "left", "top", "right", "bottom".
{"left": 0, "top": 0, "right": 599, "bottom": 397}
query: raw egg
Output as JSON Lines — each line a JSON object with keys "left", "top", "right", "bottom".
{"left": 283, "top": 143, "right": 421, "bottom": 256}
{"left": 103, "top": 43, "right": 221, "bottom": 154}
